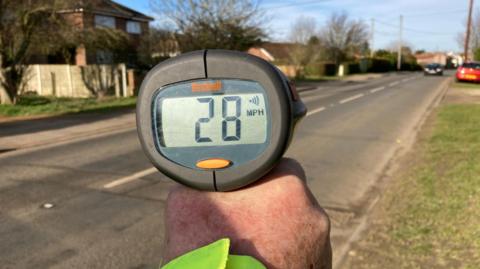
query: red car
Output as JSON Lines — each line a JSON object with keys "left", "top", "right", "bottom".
{"left": 456, "top": 62, "right": 480, "bottom": 82}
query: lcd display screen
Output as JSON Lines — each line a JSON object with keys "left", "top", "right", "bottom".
{"left": 160, "top": 94, "right": 267, "bottom": 147}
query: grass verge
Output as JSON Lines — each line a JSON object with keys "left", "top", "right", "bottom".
{"left": 452, "top": 81, "right": 480, "bottom": 90}
{"left": 0, "top": 95, "right": 136, "bottom": 117}
{"left": 345, "top": 104, "right": 480, "bottom": 268}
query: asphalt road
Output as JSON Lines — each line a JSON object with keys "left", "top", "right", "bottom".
{"left": 0, "top": 72, "right": 449, "bottom": 268}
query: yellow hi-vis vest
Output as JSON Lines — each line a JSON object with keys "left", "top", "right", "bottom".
{"left": 161, "top": 238, "right": 266, "bottom": 269}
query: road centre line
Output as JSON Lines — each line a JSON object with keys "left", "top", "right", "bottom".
{"left": 370, "top": 86, "right": 386, "bottom": 93}
{"left": 339, "top": 93, "right": 364, "bottom": 104}
{"left": 388, "top": 81, "right": 400, "bottom": 87}
{"left": 307, "top": 106, "right": 326, "bottom": 117}
{"left": 104, "top": 167, "right": 158, "bottom": 189}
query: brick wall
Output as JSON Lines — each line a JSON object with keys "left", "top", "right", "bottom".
{"left": 116, "top": 17, "right": 127, "bottom": 32}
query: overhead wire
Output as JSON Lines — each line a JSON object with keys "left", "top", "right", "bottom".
{"left": 402, "top": 8, "right": 468, "bottom": 18}
{"left": 375, "top": 19, "right": 457, "bottom": 36}
{"left": 374, "top": 29, "right": 397, "bottom": 36}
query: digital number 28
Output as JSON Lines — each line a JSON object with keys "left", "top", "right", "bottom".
{"left": 195, "top": 96, "right": 241, "bottom": 143}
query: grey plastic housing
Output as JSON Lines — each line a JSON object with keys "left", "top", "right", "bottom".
{"left": 137, "top": 50, "right": 306, "bottom": 191}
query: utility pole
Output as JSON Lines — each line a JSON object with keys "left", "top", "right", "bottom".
{"left": 465, "top": 0, "right": 474, "bottom": 61}
{"left": 397, "top": 15, "right": 403, "bottom": 71}
{"left": 371, "top": 18, "right": 375, "bottom": 58}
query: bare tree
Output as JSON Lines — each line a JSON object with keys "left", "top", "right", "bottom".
{"left": 82, "top": 27, "right": 131, "bottom": 62}
{"left": 81, "top": 65, "right": 117, "bottom": 98}
{"left": 138, "top": 26, "right": 179, "bottom": 67}
{"left": 78, "top": 27, "right": 131, "bottom": 99}
{"left": 150, "top": 0, "right": 267, "bottom": 52}
{"left": 289, "top": 16, "right": 317, "bottom": 44}
{"left": 319, "top": 12, "right": 369, "bottom": 66}
{"left": 0, "top": 0, "right": 72, "bottom": 104}
{"left": 287, "top": 16, "right": 322, "bottom": 78}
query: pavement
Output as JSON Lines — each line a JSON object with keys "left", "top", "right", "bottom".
{"left": 0, "top": 109, "right": 136, "bottom": 152}
{"left": 0, "top": 71, "right": 451, "bottom": 268}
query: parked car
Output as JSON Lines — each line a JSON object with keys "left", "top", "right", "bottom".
{"left": 424, "top": 63, "right": 443, "bottom": 76}
{"left": 456, "top": 62, "right": 480, "bottom": 82}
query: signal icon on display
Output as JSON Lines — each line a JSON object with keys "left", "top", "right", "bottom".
{"left": 249, "top": 96, "right": 260, "bottom": 106}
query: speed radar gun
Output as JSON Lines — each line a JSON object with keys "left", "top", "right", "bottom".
{"left": 137, "top": 50, "right": 306, "bottom": 191}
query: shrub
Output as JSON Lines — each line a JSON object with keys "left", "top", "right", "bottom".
{"left": 305, "top": 62, "right": 337, "bottom": 77}
{"left": 368, "top": 58, "right": 394, "bottom": 73}
{"left": 323, "top": 63, "right": 337, "bottom": 76}
{"left": 344, "top": 62, "right": 360, "bottom": 75}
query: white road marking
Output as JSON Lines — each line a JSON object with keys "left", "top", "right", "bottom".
{"left": 388, "top": 81, "right": 400, "bottom": 87}
{"left": 370, "top": 86, "right": 386, "bottom": 93}
{"left": 301, "top": 91, "right": 337, "bottom": 102}
{"left": 401, "top": 78, "right": 410, "bottom": 82}
{"left": 339, "top": 93, "right": 364, "bottom": 104}
{"left": 104, "top": 167, "right": 158, "bottom": 189}
{"left": 307, "top": 106, "right": 326, "bottom": 117}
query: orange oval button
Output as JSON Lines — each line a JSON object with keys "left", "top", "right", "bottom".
{"left": 196, "top": 158, "right": 231, "bottom": 169}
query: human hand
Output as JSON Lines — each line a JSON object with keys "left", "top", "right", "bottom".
{"left": 163, "top": 158, "right": 332, "bottom": 269}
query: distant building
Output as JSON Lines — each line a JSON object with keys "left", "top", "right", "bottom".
{"left": 248, "top": 42, "right": 297, "bottom": 77}
{"left": 415, "top": 52, "right": 448, "bottom": 66}
{"left": 31, "top": 0, "right": 154, "bottom": 66}
{"left": 248, "top": 42, "right": 296, "bottom": 63}
{"left": 447, "top": 52, "right": 463, "bottom": 67}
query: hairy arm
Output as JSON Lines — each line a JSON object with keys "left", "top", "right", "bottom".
{"left": 163, "top": 159, "right": 332, "bottom": 269}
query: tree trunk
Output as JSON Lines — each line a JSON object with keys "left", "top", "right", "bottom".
{"left": 0, "top": 87, "right": 13, "bottom": 105}
{"left": 97, "top": 90, "right": 107, "bottom": 100}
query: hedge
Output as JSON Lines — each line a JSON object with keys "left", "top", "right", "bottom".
{"left": 304, "top": 57, "right": 421, "bottom": 77}
{"left": 305, "top": 62, "right": 337, "bottom": 77}
{"left": 344, "top": 62, "right": 361, "bottom": 75}
{"left": 368, "top": 58, "right": 394, "bottom": 73}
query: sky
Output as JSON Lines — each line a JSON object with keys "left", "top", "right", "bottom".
{"left": 115, "top": 0, "right": 471, "bottom": 52}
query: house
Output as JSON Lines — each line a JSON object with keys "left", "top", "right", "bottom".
{"left": 32, "top": 0, "right": 154, "bottom": 66}
{"left": 414, "top": 52, "right": 448, "bottom": 67}
{"left": 248, "top": 42, "right": 296, "bottom": 64}
{"left": 447, "top": 52, "right": 463, "bottom": 68}
{"left": 248, "top": 42, "right": 297, "bottom": 77}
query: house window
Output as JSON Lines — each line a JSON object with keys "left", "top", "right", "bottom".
{"left": 126, "top": 21, "right": 141, "bottom": 34}
{"left": 95, "top": 15, "right": 116, "bottom": 29}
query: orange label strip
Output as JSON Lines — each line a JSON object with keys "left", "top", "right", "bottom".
{"left": 191, "top": 81, "right": 222, "bottom": 92}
